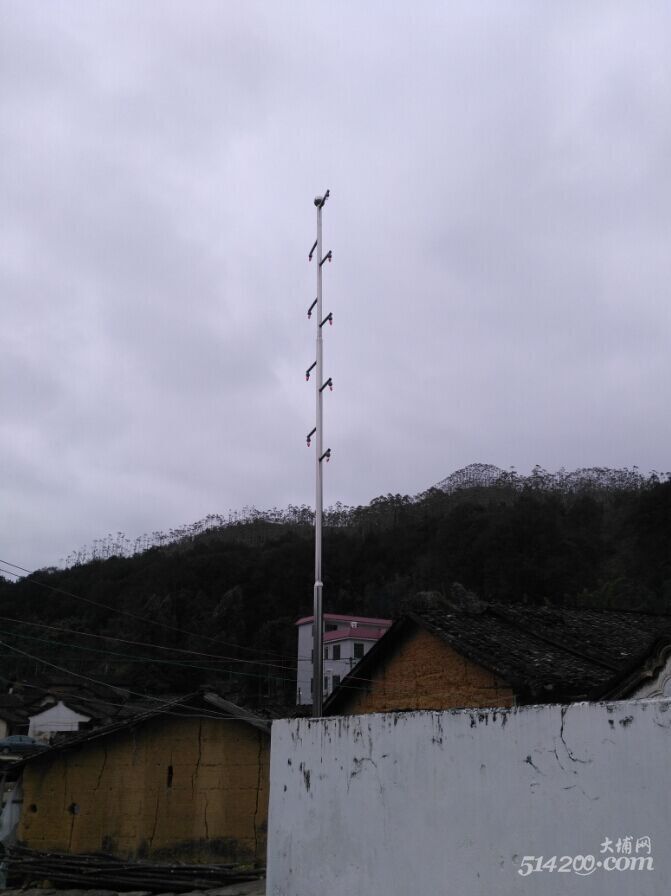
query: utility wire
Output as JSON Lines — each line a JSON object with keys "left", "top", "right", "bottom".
{"left": 0, "top": 623, "right": 379, "bottom": 690}
{"left": 0, "top": 612, "right": 452, "bottom": 719}
{"left": 0, "top": 669, "right": 268, "bottom": 727}
{"left": 0, "top": 626, "right": 299, "bottom": 685}
{"left": 0, "top": 559, "right": 299, "bottom": 665}
{"left": 0, "top": 563, "right": 383, "bottom": 689}
{"left": 0, "top": 641, "right": 284, "bottom": 725}
{"left": 0, "top": 606, "right": 294, "bottom": 673}
{"left": 0, "top": 564, "right": 354, "bottom": 670}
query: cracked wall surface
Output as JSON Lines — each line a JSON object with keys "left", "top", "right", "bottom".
{"left": 336, "top": 626, "right": 514, "bottom": 714}
{"left": 18, "top": 716, "right": 270, "bottom": 865}
{"left": 267, "top": 700, "right": 671, "bottom": 895}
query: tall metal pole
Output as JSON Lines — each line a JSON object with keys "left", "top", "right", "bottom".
{"left": 307, "top": 190, "right": 331, "bottom": 717}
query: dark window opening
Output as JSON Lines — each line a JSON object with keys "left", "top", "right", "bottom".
{"left": 333, "top": 675, "right": 341, "bottom": 688}
{"left": 333, "top": 644, "right": 341, "bottom": 660}
{"left": 354, "top": 642, "right": 364, "bottom": 659}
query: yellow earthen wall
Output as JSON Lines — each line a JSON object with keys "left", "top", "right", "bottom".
{"left": 18, "top": 715, "right": 269, "bottom": 864}
{"left": 341, "top": 626, "right": 515, "bottom": 714}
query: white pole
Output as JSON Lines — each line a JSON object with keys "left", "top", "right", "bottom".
{"left": 305, "top": 191, "right": 331, "bottom": 715}
{"left": 312, "top": 193, "right": 325, "bottom": 717}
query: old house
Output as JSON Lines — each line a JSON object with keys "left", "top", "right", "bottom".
{"left": 323, "top": 597, "right": 671, "bottom": 715}
{"left": 28, "top": 700, "right": 91, "bottom": 741}
{"left": 0, "top": 682, "right": 135, "bottom": 742}
{"left": 15, "top": 692, "right": 273, "bottom": 865}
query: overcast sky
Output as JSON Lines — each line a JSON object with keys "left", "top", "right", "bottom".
{"left": 1, "top": 1, "right": 670, "bottom": 570}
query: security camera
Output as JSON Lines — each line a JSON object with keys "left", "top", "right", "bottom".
{"left": 314, "top": 197, "right": 323, "bottom": 207}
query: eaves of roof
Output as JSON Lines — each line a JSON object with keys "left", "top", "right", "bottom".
{"left": 324, "top": 604, "right": 671, "bottom": 713}
{"left": 13, "top": 691, "right": 271, "bottom": 770}
{"left": 594, "top": 636, "right": 671, "bottom": 700}
{"left": 323, "top": 617, "right": 416, "bottom": 714}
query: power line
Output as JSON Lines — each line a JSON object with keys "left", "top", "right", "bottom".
{"left": 0, "top": 607, "right": 294, "bottom": 673}
{"left": 0, "top": 676, "right": 268, "bottom": 728}
{"left": 0, "top": 635, "right": 480, "bottom": 712}
{"left": 0, "top": 559, "right": 298, "bottom": 665}
{"left": 0, "top": 626, "right": 299, "bottom": 686}
{"left": 0, "top": 620, "right": 381, "bottom": 691}
{"left": 0, "top": 562, "right": 384, "bottom": 691}
{"left": 0, "top": 602, "right": 382, "bottom": 694}
{"left": 0, "top": 610, "right": 475, "bottom": 713}
{"left": 0, "top": 641, "right": 282, "bottom": 725}
{"left": 0, "top": 666, "right": 276, "bottom": 727}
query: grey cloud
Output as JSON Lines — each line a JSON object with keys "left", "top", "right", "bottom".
{"left": 1, "top": 1, "right": 670, "bottom": 569}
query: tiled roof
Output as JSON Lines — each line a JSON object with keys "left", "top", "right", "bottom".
{"left": 15, "top": 691, "right": 272, "bottom": 768}
{"left": 324, "top": 601, "right": 671, "bottom": 712}
{"left": 413, "top": 604, "right": 671, "bottom": 698}
{"left": 0, "top": 684, "right": 130, "bottom": 726}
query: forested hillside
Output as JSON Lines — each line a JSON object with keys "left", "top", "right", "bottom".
{"left": 0, "top": 465, "right": 669, "bottom": 703}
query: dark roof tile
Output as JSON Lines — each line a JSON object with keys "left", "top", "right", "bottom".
{"left": 325, "top": 602, "right": 671, "bottom": 712}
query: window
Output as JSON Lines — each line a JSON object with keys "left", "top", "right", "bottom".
{"left": 325, "top": 623, "right": 338, "bottom": 632}
{"left": 310, "top": 678, "right": 313, "bottom": 696}
{"left": 353, "top": 642, "right": 364, "bottom": 659}
{"left": 333, "top": 675, "right": 341, "bottom": 688}
{"left": 324, "top": 676, "right": 329, "bottom": 692}
{"left": 324, "top": 646, "right": 329, "bottom": 659}
{"left": 332, "top": 644, "right": 341, "bottom": 661}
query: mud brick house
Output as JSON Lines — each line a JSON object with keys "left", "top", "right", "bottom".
{"left": 323, "top": 596, "right": 671, "bottom": 715}
{"left": 15, "top": 692, "right": 274, "bottom": 865}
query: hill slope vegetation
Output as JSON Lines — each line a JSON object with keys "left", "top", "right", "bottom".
{"left": 1, "top": 466, "right": 669, "bottom": 703}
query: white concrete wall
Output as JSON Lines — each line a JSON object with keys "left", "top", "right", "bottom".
{"left": 267, "top": 700, "right": 671, "bottom": 895}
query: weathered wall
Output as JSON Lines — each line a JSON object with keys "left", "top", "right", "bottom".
{"left": 339, "top": 625, "right": 514, "bottom": 713}
{"left": 0, "top": 779, "right": 23, "bottom": 844}
{"left": 267, "top": 700, "right": 670, "bottom": 895}
{"left": 19, "top": 715, "right": 269, "bottom": 864}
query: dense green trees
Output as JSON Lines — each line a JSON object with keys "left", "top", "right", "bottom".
{"left": 0, "top": 468, "right": 669, "bottom": 703}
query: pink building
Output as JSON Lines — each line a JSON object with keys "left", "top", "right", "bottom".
{"left": 295, "top": 613, "right": 392, "bottom": 705}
